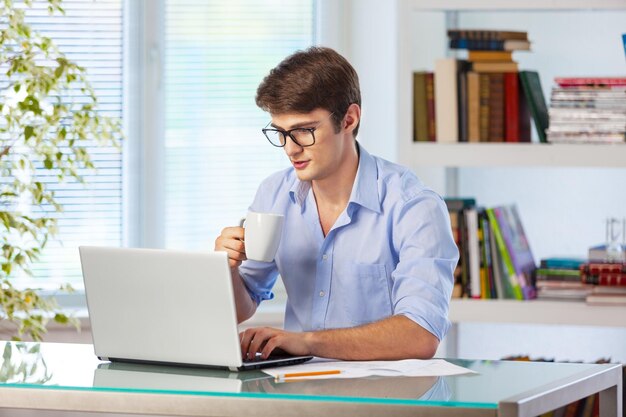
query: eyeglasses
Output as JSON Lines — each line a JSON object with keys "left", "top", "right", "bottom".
{"left": 262, "top": 113, "right": 334, "bottom": 148}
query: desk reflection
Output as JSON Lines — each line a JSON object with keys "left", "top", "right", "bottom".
{"left": 93, "top": 362, "right": 451, "bottom": 401}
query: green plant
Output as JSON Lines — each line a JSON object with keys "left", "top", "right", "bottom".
{"left": 0, "top": 0, "right": 122, "bottom": 340}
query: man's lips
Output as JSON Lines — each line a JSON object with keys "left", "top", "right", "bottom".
{"left": 292, "top": 160, "right": 309, "bottom": 169}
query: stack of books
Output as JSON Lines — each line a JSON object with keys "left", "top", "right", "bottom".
{"left": 535, "top": 257, "right": 591, "bottom": 301}
{"left": 445, "top": 198, "right": 536, "bottom": 300}
{"left": 416, "top": 29, "right": 550, "bottom": 143}
{"left": 546, "top": 77, "right": 626, "bottom": 144}
{"left": 581, "top": 261, "right": 626, "bottom": 306}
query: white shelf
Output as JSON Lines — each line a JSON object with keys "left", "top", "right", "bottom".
{"left": 408, "top": 143, "right": 626, "bottom": 167}
{"left": 449, "top": 299, "right": 626, "bottom": 328}
{"left": 410, "top": 0, "right": 626, "bottom": 11}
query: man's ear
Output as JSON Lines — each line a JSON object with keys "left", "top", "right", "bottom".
{"left": 343, "top": 103, "right": 361, "bottom": 134}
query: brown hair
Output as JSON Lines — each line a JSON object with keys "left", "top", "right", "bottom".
{"left": 256, "top": 46, "right": 361, "bottom": 137}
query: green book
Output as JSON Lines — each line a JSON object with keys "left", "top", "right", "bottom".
{"left": 519, "top": 71, "right": 549, "bottom": 143}
{"left": 486, "top": 208, "right": 523, "bottom": 300}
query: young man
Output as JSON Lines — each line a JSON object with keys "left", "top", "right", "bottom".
{"left": 215, "top": 47, "right": 458, "bottom": 361}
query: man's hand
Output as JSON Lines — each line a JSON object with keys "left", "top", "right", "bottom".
{"left": 239, "top": 316, "right": 439, "bottom": 361}
{"left": 240, "top": 327, "right": 313, "bottom": 360}
{"left": 215, "top": 226, "right": 247, "bottom": 269}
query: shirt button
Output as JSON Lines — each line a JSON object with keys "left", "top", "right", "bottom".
{"left": 322, "top": 254, "right": 328, "bottom": 260}
{"left": 319, "top": 291, "right": 325, "bottom": 297}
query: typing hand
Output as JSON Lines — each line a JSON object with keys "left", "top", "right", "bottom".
{"left": 214, "top": 226, "right": 247, "bottom": 269}
{"left": 239, "top": 327, "right": 313, "bottom": 360}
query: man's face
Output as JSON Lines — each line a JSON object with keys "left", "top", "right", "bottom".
{"left": 270, "top": 109, "right": 350, "bottom": 183}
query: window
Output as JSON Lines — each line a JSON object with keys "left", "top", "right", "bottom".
{"left": 162, "top": 1, "right": 316, "bottom": 250}
{"left": 6, "top": 0, "right": 317, "bottom": 299}
{"left": 6, "top": 0, "right": 124, "bottom": 288}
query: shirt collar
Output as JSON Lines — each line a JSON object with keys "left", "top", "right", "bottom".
{"left": 288, "top": 143, "right": 381, "bottom": 214}
{"left": 348, "top": 144, "right": 381, "bottom": 214}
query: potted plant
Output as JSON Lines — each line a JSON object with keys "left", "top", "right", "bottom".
{"left": 0, "top": 0, "right": 122, "bottom": 340}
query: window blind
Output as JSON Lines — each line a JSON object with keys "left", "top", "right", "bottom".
{"left": 7, "top": 0, "right": 124, "bottom": 287}
{"left": 163, "top": 1, "right": 315, "bottom": 251}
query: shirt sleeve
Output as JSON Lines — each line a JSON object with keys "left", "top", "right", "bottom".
{"left": 237, "top": 175, "right": 281, "bottom": 306}
{"left": 390, "top": 190, "right": 459, "bottom": 341}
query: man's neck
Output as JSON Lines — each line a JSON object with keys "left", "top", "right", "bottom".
{"left": 311, "top": 142, "right": 360, "bottom": 210}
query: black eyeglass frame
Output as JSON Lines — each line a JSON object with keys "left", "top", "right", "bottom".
{"left": 261, "top": 112, "right": 335, "bottom": 148}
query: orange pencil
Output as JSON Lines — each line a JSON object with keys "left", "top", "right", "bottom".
{"left": 276, "top": 370, "right": 341, "bottom": 380}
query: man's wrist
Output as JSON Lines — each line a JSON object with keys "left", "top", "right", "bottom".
{"left": 303, "top": 330, "right": 320, "bottom": 356}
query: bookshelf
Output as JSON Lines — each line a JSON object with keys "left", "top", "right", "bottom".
{"left": 408, "top": 143, "right": 626, "bottom": 167}
{"left": 396, "top": 0, "right": 626, "bottom": 170}
{"left": 449, "top": 299, "right": 626, "bottom": 328}
{"left": 391, "top": 0, "right": 626, "bottom": 359}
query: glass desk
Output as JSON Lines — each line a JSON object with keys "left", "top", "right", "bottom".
{"left": 0, "top": 342, "right": 621, "bottom": 417}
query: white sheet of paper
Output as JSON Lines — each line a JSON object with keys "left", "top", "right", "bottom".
{"left": 263, "top": 358, "right": 476, "bottom": 380}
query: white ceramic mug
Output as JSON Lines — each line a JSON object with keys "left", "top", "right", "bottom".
{"left": 240, "top": 211, "right": 284, "bottom": 262}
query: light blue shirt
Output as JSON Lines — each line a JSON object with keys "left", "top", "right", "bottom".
{"left": 239, "top": 145, "right": 458, "bottom": 340}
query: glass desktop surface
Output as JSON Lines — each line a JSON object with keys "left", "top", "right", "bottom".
{"left": 0, "top": 341, "right": 604, "bottom": 409}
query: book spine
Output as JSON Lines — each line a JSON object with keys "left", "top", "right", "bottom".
{"left": 518, "top": 73, "right": 532, "bottom": 142}
{"left": 425, "top": 73, "right": 436, "bottom": 142}
{"left": 486, "top": 209, "right": 524, "bottom": 300}
{"left": 504, "top": 72, "right": 520, "bottom": 142}
{"left": 488, "top": 73, "right": 505, "bottom": 142}
{"left": 457, "top": 62, "right": 471, "bottom": 142}
{"left": 581, "top": 272, "right": 626, "bottom": 286}
{"left": 519, "top": 71, "right": 549, "bottom": 143}
{"left": 467, "top": 72, "right": 481, "bottom": 142}
{"left": 581, "top": 262, "right": 626, "bottom": 274}
{"left": 434, "top": 58, "right": 459, "bottom": 142}
{"left": 413, "top": 72, "right": 429, "bottom": 142}
{"left": 479, "top": 73, "right": 490, "bottom": 142}
{"left": 465, "top": 208, "right": 481, "bottom": 299}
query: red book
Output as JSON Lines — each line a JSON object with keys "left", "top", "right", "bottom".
{"left": 554, "top": 77, "right": 626, "bottom": 87}
{"left": 504, "top": 72, "right": 519, "bottom": 142}
{"left": 598, "top": 273, "right": 626, "bottom": 286}
{"left": 580, "top": 262, "right": 626, "bottom": 275}
{"left": 581, "top": 271, "right": 626, "bottom": 286}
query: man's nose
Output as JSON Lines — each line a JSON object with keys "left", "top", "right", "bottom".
{"left": 283, "top": 135, "right": 303, "bottom": 156}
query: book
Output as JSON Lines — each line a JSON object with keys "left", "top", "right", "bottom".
{"left": 444, "top": 197, "right": 476, "bottom": 212}
{"left": 450, "top": 39, "right": 531, "bottom": 51}
{"left": 467, "top": 72, "right": 481, "bottom": 142}
{"left": 519, "top": 71, "right": 549, "bottom": 143}
{"left": 581, "top": 272, "right": 626, "bottom": 286}
{"left": 468, "top": 50, "right": 513, "bottom": 62}
{"left": 488, "top": 213, "right": 507, "bottom": 299}
{"left": 486, "top": 208, "right": 524, "bottom": 300}
{"left": 479, "top": 73, "right": 491, "bottom": 141}
{"left": 425, "top": 73, "right": 436, "bottom": 141}
{"left": 480, "top": 210, "right": 497, "bottom": 299}
{"left": 447, "top": 29, "right": 528, "bottom": 41}
{"left": 472, "top": 61, "right": 519, "bottom": 73}
{"left": 434, "top": 58, "right": 459, "bottom": 142}
{"left": 554, "top": 77, "right": 626, "bottom": 87}
{"left": 445, "top": 197, "right": 479, "bottom": 298}
{"left": 465, "top": 208, "right": 481, "bottom": 298}
{"left": 588, "top": 244, "right": 626, "bottom": 262}
{"left": 488, "top": 73, "right": 505, "bottom": 142}
{"left": 580, "top": 262, "right": 626, "bottom": 275}
{"left": 504, "top": 72, "right": 520, "bottom": 142}
{"left": 586, "top": 293, "right": 626, "bottom": 306}
{"left": 413, "top": 72, "right": 429, "bottom": 142}
{"left": 494, "top": 205, "right": 537, "bottom": 299}
{"left": 540, "top": 257, "right": 586, "bottom": 270}
{"left": 457, "top": 61, "right": 472, "bottom": 142}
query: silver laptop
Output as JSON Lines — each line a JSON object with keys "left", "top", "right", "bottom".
{"left": 79, "top": 246, "right": 312, "bottom": 371}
